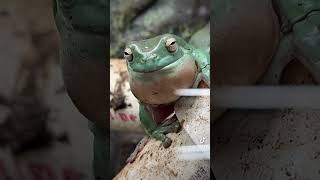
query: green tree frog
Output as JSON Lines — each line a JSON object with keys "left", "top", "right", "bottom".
{"left": 124, "top": 34, "right": 210, "bottom": 160}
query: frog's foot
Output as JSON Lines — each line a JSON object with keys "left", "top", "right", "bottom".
{"left": 162, "top": 113, "right": 181, "bottom": 127}
{"left": 159, "top": 114, "right": 182, "bottom": 133}
{"left": 150, "top": 130, "right": 172, "bottom": 148}
{"left": 171, "top": 120, "right": 182, "bottom": 133}
{"left": 150, "top": 120, "right": 182, "bottom": 148}
{"left": 162, "top": 137, "right": 172, "bottom": 148}
{"left": 126, "top": 136, "right": 150, "bottom": 164}
{"left": 161, "top": 119, "right": 182, "bottom": 134}
{"left": 161, "top": 113, "right": 177, "bottom": 126}
{"left": 261, "top": 35, "right": 293, "bottom": 85}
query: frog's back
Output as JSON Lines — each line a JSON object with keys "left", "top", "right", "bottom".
{"left": 189, "top": 23, "right": 210, "bottom": 74}
{"left": 189, "top": 23, "right": 210, "bottom": 53}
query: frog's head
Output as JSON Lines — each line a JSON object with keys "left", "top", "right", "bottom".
{"left": 124, "top": 34, "right": 193, "bottom": 73}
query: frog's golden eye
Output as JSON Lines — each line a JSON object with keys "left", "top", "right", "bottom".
{"left": 124, "top": 48, "right": 133, "bottom": 61}
{"left": 165, "top": 38, "right": 177, "bottom": 52}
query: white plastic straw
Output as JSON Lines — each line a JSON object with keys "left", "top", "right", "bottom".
{"left": 176, "top": 145, "right": 210, "bottom": 160}
{"left": 175, "top": 89, "right": 210, "bottom": 96}
{"left": 214, "top": 86, "right": 320, "bottom": 109}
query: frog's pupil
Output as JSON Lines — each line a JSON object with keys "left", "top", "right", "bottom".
{"left": 170, "top": 41, "right": 176, "bottom": 45}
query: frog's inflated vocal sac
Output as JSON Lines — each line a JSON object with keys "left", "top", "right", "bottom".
{"left": 124, "top": 34, "right": 210, "bottom": 149}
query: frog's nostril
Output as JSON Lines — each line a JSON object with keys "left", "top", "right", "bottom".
{"left": 150, "top": 54, "right": 158, "bottom": 59}
{"left": 143, "top": 54, "right": 158, "bottom": 62}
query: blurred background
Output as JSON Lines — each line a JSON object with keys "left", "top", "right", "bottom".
{"left": 110, "top": 0, "right": 210, "bottom": 58}
{"left": 0, "top": 0, "right": 210, "bottom": 179}
{"left": 4, "top": 0, "right": 319, "bottom": 179}
{"left": 213, "top": 1, "right": 320, "bottom": 179}
{"left": 0, "top": 0, "right": 94, "bottom": 179}
{"left": 0, "top": 0, "right": 100, "bottom": 179}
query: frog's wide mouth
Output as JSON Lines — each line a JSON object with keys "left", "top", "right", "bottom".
{"left": 129, "top": 54, "right": 194, "bottom": 76}
{"left": 128, "top": 50, "right": 187, "bottom": 73}
{"left": 129, "top": 57, "right": 181, "bottom": 73}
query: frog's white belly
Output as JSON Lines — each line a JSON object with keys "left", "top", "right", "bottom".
{"left": 129, "top": 57, "right": 198, "bottom": 105}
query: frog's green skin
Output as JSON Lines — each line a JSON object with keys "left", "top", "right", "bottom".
{"left": 213, "top": 1, "right": 320, "bottom": 178}
{"left": 263, "top": 0, "right": 320, "bottom": 84}
{"left": 53, "top": 0, "right": 109, "bottom": 179}
{"left": 213, "top": 0, "right": 320, "bottom": 86}
{"left": 125, "top": 33, "right": 210, "bottom": 148}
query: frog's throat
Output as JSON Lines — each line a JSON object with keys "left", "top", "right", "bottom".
{"left": 128, "top": 54, "right": 198, "bottom": 105}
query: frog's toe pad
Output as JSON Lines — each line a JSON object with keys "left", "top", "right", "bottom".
{"left": 174, "top": 121, "right": 182, "bottom": 133}
{"left": 162, "top": 137, "right": 172, "bottom": 148}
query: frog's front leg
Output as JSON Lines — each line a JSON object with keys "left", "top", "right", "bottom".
{"left": 261, "top": 35, "right": 294, "bottom": 84}
{"left": 292, "top": 12, "right": 320, "bottom": 83}
{"left": 193, "top": 49, "right": 210, "bottom": 87}
{"left": 126, "top": 120, "right": 177, "bottom": 163}
{"left": 193, "top": 62, "right": 210, "bottom": 88}
{"left": 126, "top": 102, "right": 161, "bottom": 164}
{"left": 139, "top": 103, "right": 180, "bottom": 148}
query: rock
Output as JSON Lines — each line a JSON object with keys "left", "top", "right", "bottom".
{"left": 114, "top": 96, "right": 210, "bottom": 179}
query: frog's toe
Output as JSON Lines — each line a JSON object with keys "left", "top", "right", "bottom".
{"left": 150, "top": 129, "right": 174, "bottom": 148}
{"left": 161, "top": 114, "right": 178, "bottom": 127}
{"left": 162, "top": 137, "right": 172, "bottom": 148}
{"left": 158, "top": 121, "right": 181, "bottom": 134}
{"left": 176, "top": 122, "right": 182, "bottom": 132}
{"left": 173, "top": 121, "right": 182, "bottom": 133}
{"left": 151, "top": 130, "right": 167, "bottom": 142}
